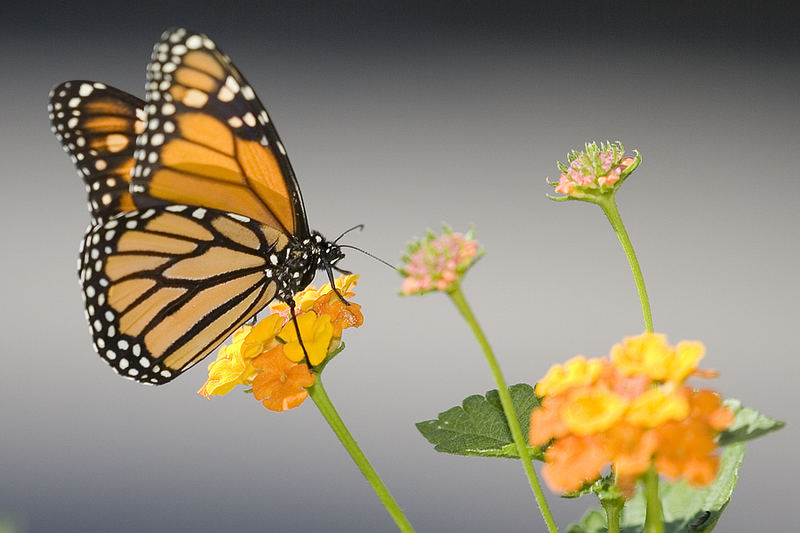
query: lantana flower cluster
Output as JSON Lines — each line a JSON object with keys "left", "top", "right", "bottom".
{"left": 399, "top": 227, "right": 482, "bottom": 295}
{"left": 529, "top": 332, "right": 734, "bottom": 495}
{"left": 552, "top": 141, "right": 637, "bottom": 197}
{"left": 198, "top": 275, "right": 363, "bottom": 411}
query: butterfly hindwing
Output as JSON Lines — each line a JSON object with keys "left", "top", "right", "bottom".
{"left": 131, "top": 27, "right": 309, "bottom": 238}
{"left": 49, "top": 81, "right": 145, "bottom": 224}
{"left": 79, "top": 206, "right": 289, "bottom": 384}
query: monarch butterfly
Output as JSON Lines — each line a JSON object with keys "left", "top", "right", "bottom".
{"left": 48, "top": 28, "right": 348, "bottom": 385}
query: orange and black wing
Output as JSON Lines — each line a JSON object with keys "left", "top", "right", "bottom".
{"left": 49, "top": 81, "right": 145, "bottom": 224}
{"left": 131, "top": 28, "right": 309, "bottom": 238}
{"left": 80, "top": 206, "right": 288, "bottom": 384}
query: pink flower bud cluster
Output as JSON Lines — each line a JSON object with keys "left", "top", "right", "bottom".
{"left": 401, "top": 232, "right": 480, "bottom": 295}
{"left": 555, "top": 150, "right": 633, "bottom": 195}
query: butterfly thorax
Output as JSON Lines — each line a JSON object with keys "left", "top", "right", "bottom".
{"left": 271, "top": 232, "right": 343, "bottom": 303}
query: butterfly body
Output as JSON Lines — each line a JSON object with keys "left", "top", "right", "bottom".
{"left": 50, "top": 28, "right": 346, "bottom": 384}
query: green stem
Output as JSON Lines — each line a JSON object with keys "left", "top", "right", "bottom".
{"left": 643, "top": 467, "right": 664, "bottom": 533}
{"left": 598, "top": 196, "right": 654, "bottom": 333}
{"left": 448, "top": 285, "right": 559, "bottom": 533}
{"left": 308, "top": 376, "right": 416, "bottom": 533}
{"left": 601, "top": 498, "right": 623, "bottom": 533}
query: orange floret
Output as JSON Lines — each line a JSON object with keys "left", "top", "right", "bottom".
{"left": 252, "top": 346, "right": 315, "bottom": 412}
{"left": 542, "top": 435, "right": 610, "bottom": 493}
{"left": 529, "top": 395, "right": 570, "bottom": 446}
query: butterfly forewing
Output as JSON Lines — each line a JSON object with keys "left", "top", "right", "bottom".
{"left": 49, "top": 81, "right": 145, "bottom": 224}
{"left": 80, "top": 206, "right": 287, "bottom": 384}
{"left": 131, "top": 28, "right": 309, "bottom": 238}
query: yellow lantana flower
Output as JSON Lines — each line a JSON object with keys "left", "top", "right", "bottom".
{"left": 667, "top": 341, "right": 705, "bottom": 382}
{"left": 612, "top": 333, "right": 705, "bottom": 383}
{"left": 611, "top": 332, "right": 673, "bottom": 380}
{"left": 535, "top": 356, "right": 604, "bottom": 397}
{"left": 241, "top": 314, "right": 283, "bottom": 359}
{"left": 626, "top": 387, "right": 690, "bottom": 428}
{"left": 281, "top": 312, "right": 335, "bottom": 366}
{"left": 198, "top": 326, "right": 257, "bottom": 397}
{"left": 561, "top": 388, "right": 628, "bottom": 436}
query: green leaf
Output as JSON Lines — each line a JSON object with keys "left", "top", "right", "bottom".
{"left": 415, "top": 383, "right": 544, "bottom": 459}
{"left": 718, "top": 399, "right": 785, "bottom": 446}
{"left": 568, "top": 444, "right": 745, "bottom": 533}
{"left": 567, "top": 509, "right": 607, "bottom": 533}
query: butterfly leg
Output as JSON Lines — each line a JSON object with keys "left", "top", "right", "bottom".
{"left": 323, "top": 264, "right": 351, "bottom": 306}
{"left": 288, "top": 299, "right": 313, "bottom": 367}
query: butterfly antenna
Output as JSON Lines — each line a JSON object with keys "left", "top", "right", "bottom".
{"left": 338, "top": 244, "right": 398, "bottom": 272}
{"left": 334, "top": 224, "right": 365, "bottom": 243}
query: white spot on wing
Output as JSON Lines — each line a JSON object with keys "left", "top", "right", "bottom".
{"left": 185, "top": 35, "right": 203, "bottom": 49}
{"left": 78, "top": 83, "right": 94, "bottom": 97}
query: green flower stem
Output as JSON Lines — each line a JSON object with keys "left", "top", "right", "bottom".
{"left": 643, "top": 467, "right": 664, "bottom": 533}
{"left": 307, "top": 376, "right": 416, "bottom": 533}
{"left": 448, "top": 285, "right": 559, "bottom": 533}
{"left": 601, "top": 498, "right": 623, "bottom": 533}
{"left": 598, "top": 196, "right": 654, "bottom": 333}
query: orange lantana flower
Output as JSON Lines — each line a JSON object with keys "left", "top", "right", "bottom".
{"left": 542, "top": 435, "right": 610, "bottom": 493}
{"left": 313, "top": 291, "right": 364, "bottom": 336}
{"left": 530, "top": 332, "right": 733, "bottom": 496}
{"left": 198, "top": 275, "right": 363, "bottom": 412}
{"left": 252, "top": 346, "right": 315, "bottom": 412}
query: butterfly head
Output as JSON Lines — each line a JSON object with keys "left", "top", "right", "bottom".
{"left": 319, "top": 238, "right": 346, "bottom": 270}
{"left": 307, "top": 232, "right": 352, "bottom": 304}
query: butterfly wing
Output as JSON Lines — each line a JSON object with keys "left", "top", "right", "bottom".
{"left": 131, "top": 27, "right": 309, "bottom": 239}
{"left": 80, "top": 206, "right": 287, "bottom": 384}
{"left": 49, "top": 81, "right": 145, "bottom": 224}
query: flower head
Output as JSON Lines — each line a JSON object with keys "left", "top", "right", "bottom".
{"left": 399, "top": 226, "right": 482, "bottom": 295}
{"left": 198, "top": 275, "right": 363, "bottom": 411}
{"left": 549, "top": 141, "right": 639, "bottom": 200}
{"left": 530, "top": 333, "right": 733, "bottom": 496}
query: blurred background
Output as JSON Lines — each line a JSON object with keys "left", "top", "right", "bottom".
{"left": 1, "top": 1, "right": 797, "bottom": 531}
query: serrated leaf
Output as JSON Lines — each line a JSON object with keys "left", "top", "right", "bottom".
{"left": 718, "top": 399, "right": 785, "bottom": 446}
{"left": 568, "top": 444, "right": 745, "bottom": 533}
{"left": 416, "top": 383, "right": 544, "bottom": 459}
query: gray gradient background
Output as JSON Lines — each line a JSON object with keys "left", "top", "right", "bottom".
{"left": 1, "top": 1, "right": 797, "bottom": 531}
